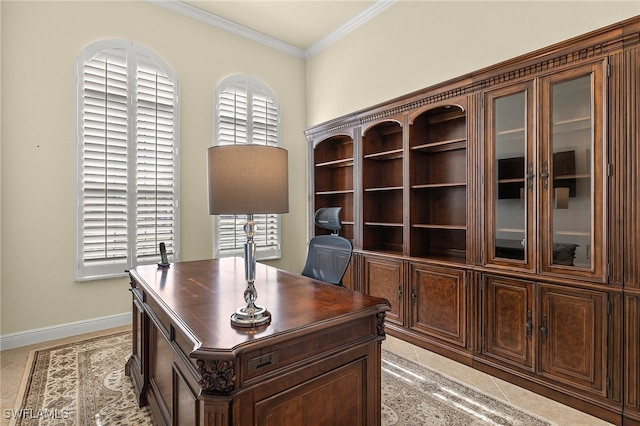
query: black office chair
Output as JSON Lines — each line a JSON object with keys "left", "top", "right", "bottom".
{"left": 302, "top": 207, "right": 352, "bottom": 286}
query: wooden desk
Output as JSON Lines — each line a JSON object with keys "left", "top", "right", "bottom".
{"left": 125, "top": 258, "right": 389, "bottom": 426}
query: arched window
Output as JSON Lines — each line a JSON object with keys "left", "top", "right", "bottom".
{"left": 76, "top": 40, "right": 179, "bottom": 280}
{"left": 214, "top": 75, "right": 281, "bottom": 260}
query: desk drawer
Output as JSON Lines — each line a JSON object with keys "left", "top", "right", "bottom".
{"left": 145, "top": 295, "right": 173, "bottom": 338}
{"left": 241, "top": 316, "right": 374, "bottom": 383}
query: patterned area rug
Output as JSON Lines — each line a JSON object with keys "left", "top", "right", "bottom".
{"left": 382, "top": 350, "right": 553, "bottom": 426}
{"left": 11, "top": 332, "right": 553, "bottom": 425}
{"left": 10, "top": 332, "right": 153, "bottom": 426}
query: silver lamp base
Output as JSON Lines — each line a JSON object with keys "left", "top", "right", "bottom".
{"left": 229, "top": 216, "right": 271, "bottom": 328}
{"left": 230, "top": 305, "right": 271, "bottom": 328}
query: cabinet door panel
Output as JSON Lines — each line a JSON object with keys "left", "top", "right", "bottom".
{"left": 484, "top": 81, "right": 535, "bottom": 271}
{"left": 362, "top": 255, "right": 403, "bottom": 325}
{"left": 133, "top": 296, "right": 144, "bottom": 377}
{"left": 483, "top": 275, "right": 534, "bottom": 370}
{"left": 409, "top": 263, "right": 466, "bottom": 347}
{"left": 149, "top": 325, "right": 173, "bottom": 423}
{"left": 127, "top": 293, "right": 147, "bottom": 406}
{"left": 624, "top": 295, "right": 640, "bottom": 419}
{"left": 255, "top": 359, "right": 366, "bottom": 426}
{"left": 539, "top": 284, "right": 606, "bottom": 395}
{"left": 540, "top": 61, "right": 606, "bottom": 280}
{"left": 173, "top": 365, "right": 197, "bottom": 426}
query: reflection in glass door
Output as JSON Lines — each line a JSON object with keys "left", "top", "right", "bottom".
{"left": 547, "top": 75, "right": 593, "bottom": 269}
{"left": 487, "top": 82, "right": 533, "bottom": 269}
{"left": 485, "top": 62, "right": 604, "bottom": 279}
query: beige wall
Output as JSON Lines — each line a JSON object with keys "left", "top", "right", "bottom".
{"left": 306, "top": 1, "right": 640, "bottom": 126}
{"left": 1, "top": 0, "right": 638, "bottom": 338}
{"left": 0, "top": 1, "right": 307, "bottom": 335}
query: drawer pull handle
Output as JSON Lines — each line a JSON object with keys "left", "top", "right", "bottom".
{"left": 526, "top": 161, "right": 534, "bottom": 191}
{"left": 249, "top": 351, "right": 279, "bottom": 372}
{"left": 540, "top": 314, "right": 548, "bottom": 341}
{"left": 525, "top": 311, "right": 532, "bottom": 340}
{"left": 541, "top": 160, "right": 549, "bottom": 190}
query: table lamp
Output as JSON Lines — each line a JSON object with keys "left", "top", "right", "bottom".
{"left": 207, "top": 144, "right": 289, "bottom": 327}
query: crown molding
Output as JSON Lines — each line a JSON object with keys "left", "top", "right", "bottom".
{"left": 149, "top": 0, "right": 397, "bottom": 60}
{"left": 305, "top": 0, "right": 397, "bottom": 59}
{"left": 149, "top": 0, "right": 306, "bottom": 58}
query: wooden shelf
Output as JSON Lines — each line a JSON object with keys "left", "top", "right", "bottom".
{"left": 412, "top": 224, "right": 467, "bottom": 230}
{"left": 407, "top": 104, "right": 468, "bottom": 260}
{"left": 364, "top": 149, "right": 403, "bottom": 160}
{"left": 555, "top": 173, "right": 590, "bottom": 180}
{"left": 312, "top": 135, "right": 354, "bottom": 241}
{"left": 496, "top": 227, "right": 525, "bottom": 233}
{"left": 315, "top": 189, "right": 353, "bottom": 196}
{"left": 364, "top": 186, "right": 403, "bottom": 192}
{"left": 366, "top": 248, "right": 404, "bottom": 257}
{"left": 497, "top": 178, "right": 524, "bottom": 184}
{"left": 411, "top": 138, "right": 466, "bottom": 153}
{"left": 362, "top": 120, "right": 404, "bottom": 253}
{"left": 316, "top": 158, "right": 354, "bottom": 168}
{"left": 364, "top": 222, "right": 403, "bottom": 227}
{"left": 496, "top": 127, "right": 525, "bottom": 136}
{"left": 554, "top": 230, "right": 590, "bottom": 237}
{"left": 553, "top": 116, "right": 590, "bottom": 132}
{"left": 412, "top": 182, "right": 466, "bottom": 189}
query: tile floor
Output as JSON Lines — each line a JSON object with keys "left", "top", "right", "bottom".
{"left": 0, "top": 326, "right": 613, "bottom": 426}
{"left": 383, "top": 335, "right": 613, "bottom": 426}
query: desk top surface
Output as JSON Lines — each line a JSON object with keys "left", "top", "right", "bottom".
{"left": 130, "top": 257, "right": 389, "bottom": 356}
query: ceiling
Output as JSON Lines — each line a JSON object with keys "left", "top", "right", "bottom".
{"left": 156, "top": 0, "right": 394, "bottom": 58}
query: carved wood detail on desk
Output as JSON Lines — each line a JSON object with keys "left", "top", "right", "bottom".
{"left": 197, "top": 358, "right": 236, "bottom": 393}
{"left": 376, "top": 311, "right": 386, "bottom": 336}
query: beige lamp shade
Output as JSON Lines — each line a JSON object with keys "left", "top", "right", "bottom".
{"left": 207, "top": 144, "right": 289, "bottom": 215}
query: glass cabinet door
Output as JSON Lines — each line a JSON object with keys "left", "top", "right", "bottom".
{"left": 540, "top": 62, "right": 604, "bottom": 278}
{"left": 485, "top": 82, "right": 534, "bottom": 270}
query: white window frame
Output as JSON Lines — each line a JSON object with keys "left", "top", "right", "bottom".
{"left": 213, "top": 75, "right": 281, "bottom": 260}
{"left": 75, "top": 40, "right": 180, "bottom": 281}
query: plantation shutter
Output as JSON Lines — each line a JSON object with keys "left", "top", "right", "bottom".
{"left": 80, "top": 49, "right": 129, "bottom": 278}
{"left": 251, "top": 86, "right": 279, "bottom": 146}
{"left": 218, "top": 83, "right": 248, "bottom": 145}
{"left": 77, "top": 41, "right": 179, "bottom": 281}
{"left": 135, "top": 56, "right": 177, "bottom": 263}
{"left": 215, "top": 76, "right": 281, "bottom": 260}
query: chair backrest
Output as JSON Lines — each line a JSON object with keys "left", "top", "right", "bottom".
{"left": 302, "top": 208, "right": 352, "bottom": 286}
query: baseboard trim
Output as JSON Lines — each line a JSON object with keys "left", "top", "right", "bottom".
{"left": 0, "top": 313, "right": 131, "bottom": 350}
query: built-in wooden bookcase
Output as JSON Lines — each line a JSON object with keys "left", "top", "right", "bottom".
{"left": 305, "top": 17, "right": 640, "bottom": 425}
{"left": 409, "top": 105, "right": 467, "bottom": 262}
{"left": 362, "top": 120, "right": 403, "bottom": 254}
{"left": 312, "top": 134, "right": 355, "bottom": 241}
